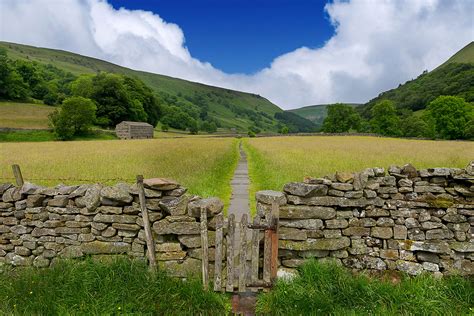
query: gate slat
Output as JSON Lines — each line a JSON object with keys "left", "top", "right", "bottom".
{"left": 238, "top": 214, "right": 248, "bottom": 292}
{"left": 270, "top": 202, "right": 280, "bottom": 282}
{"left": 213, "top": 214, "right": 223, "bottom": 292}
{"left": 250, "top": 214, "right": 261, "bottom": 291}
{"left": 200, "top": 207, "right": 209, "bottom": 290}
{"left": 263, "top": 213, "right": 273, "bottom": 284}
{"left": 226, "top": 214, "right": 235, "bottom": 292}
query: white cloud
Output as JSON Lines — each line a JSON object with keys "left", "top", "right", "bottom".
{"left": 0, "top": 0, "right": 472, "bottom": 109}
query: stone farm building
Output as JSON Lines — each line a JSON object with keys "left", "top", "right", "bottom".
{"left": 115, "top": 121, "right": 154, "bottom": 139}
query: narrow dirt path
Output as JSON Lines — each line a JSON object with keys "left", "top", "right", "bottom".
{"left": 228, "top": 141, "right": 250, "bottom": 220}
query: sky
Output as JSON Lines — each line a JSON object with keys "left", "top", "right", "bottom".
{"left": 0, "top": 0, "right": 473, "bottom": 109}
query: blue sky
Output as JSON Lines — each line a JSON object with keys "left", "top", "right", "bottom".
{"left": 1, "top": 0, "right": 471, "bottom": 108}
{"left": 109, "top": 0, "right": 335, "bottom": 74}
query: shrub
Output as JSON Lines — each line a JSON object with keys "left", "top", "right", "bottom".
{"left": 49, "top": 96, "right": 96, "bottom": 140}
{"left": 427, "top": 95, "right": 474, "bottom": 139}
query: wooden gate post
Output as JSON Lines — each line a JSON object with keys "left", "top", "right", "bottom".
{"left": 213, "top": 214, "right": 224, "bottom": 292}
{"left": 200, "top": 207, "right": 209, "bottom": 290}
{"left": 136, "top": 175, "right": 157, "bottom": 272}
{"left": 12, "top": 164, "right": 24, "bottom": 186}
{"left": 270, "top": 202, "right": 280, "bottom": 283}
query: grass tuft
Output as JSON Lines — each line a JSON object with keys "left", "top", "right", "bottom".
{"left": 0, "top": 257, "right": 231, "bottom": 315}
{"left": 256, "top": 260, "right": 474, "bottom": 315}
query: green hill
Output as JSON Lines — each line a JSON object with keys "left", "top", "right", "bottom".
{"left": 360, "top": 41, "right": 474, "bottom": 117}
{"left": 289, "top": 103, "right": 361, "bottom": 129}
{"left": 0, "top": 41, "right": 284, "bottom": 132}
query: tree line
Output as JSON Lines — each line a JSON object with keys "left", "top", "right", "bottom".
{"left": 322, "top": 96, "right": 473, "bottom": 140}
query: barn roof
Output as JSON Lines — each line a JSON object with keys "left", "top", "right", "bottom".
{"left": 116, "top": 121, "right": 153, "bottom": 127}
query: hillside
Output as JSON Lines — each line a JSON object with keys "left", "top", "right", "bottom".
{"left": 289, "top": 103, "right": 361, "bottom": 128}
{"left": 0, "top": 102, "right": 54, "bottom": 129}
{"left": 360, "top": 41, "right": 474, "bottom": 116}
{"left": 0, "top": 41, "right": 285, "bottom": 132}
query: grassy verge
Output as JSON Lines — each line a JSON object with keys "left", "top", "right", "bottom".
{"left": 257, "top": 260, "right": 474, "bottom": 315}
{"left": 0, "top": 138, "right": 239, "bottom": 206}
{"left": 244, "top": 136, "right": 474, "bottom": 212}
{"left": 0, "top": 130, "right": 117, "bottom": 142}
{"left": 0, "top": 257, "right": 230, "bottom": 315}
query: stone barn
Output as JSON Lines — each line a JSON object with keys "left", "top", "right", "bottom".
{"left": 115, "top": 121, "right": 154, "bottom": 139}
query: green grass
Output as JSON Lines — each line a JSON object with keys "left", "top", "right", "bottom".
{"left": 0, "top": 41, "right": 283, "bottom": 132}
{"left": 256, "top": 260, "right": 474, "bottom": 315}
{"left": 0, "top": 138, "right": 239, "bottom": 207}
{"left": 0, "top": 257, "right": 230, "bottom": 315}
{"left": 243, "top": 136, "right": 474, "bottom": 211}
{"left": 0, "top": 102, "right": 55, "bottom": 129}
{"left": 438, "top": 41, "right": 474, "bottom": 68}
{"left": 0, "top": 130, "right": 117, "bottom": 142}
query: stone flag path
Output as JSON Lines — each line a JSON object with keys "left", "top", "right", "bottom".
{"left": 228, "top": 142, "right": 250, "bottom": 220}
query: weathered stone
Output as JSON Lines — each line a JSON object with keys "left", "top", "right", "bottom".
{"left": 365, "top": 208, "right": 390, "bottom": 217}
{"left": 402, "top": 241, "right": 450, "bottom": 253}
{"left": 160, "top": 258, "right": 201, "bottom": 277}
{"left": 343, "top": 255, "right": 386, "bottom": 270}
{"left": 178, "top": 232, "right": 216, "bottom": 248}
{"left": 31, "top": 227, "right": 56, "bottom": 237}
{"left": 26, "top": 195, "right": 45, "bottom": 208}
{"left": 2, "top": 187, "right": 23, "bottom": 202}
{"left": 283, "top": 182, "right": 328, "bottom": 197}
{"left": 376, "top": 217, "right": 394, "bottom": 227}
{"left": 335, "top": 172, "right": 354, "bottom": 183}
{"left": 326, "top": 219, "right": 348, "bottom": 229}
{"left": 93, "top": 214, "right": 136, "bottom": 224}
{"left": 342, "top": 227, "right": 370, "bottom": 237}
{"left": 15, "top": 246, "right": 31, "bottom": 256}
{"left": 0, "top": 183, "right": 13, "bottom": 195}
{"left": 159, "top": 196, "right": 189, "bottom": 216}
{"left": 188, "top": 197, "right": 224, "bottom": 217}
{"left": 359, "top": 218, "right": 377, "bottom": 227}
{"left": 20, "top": 182, "right": 42, "bottom": 195}
{"left": 145, "top": 199, "right": 161, "bottom": 211}
{"left": 426, "top": 229, "right": 453, "bottom": 240}
{"left": 165, "top": 187, "right": 188, "bottom": 197}
{"left": 323, "top": 230, "right": 341, "bottom": 238}
{"left": 60, "top": 246, "right": 84, "bottom": 258}
{"left": 280, "top": 219, "right": 323, "bottom": 230}
{"left": 330, "top": 183, "right": 353, "bottom": 191}
{"left": 101, "top": 227, "right": 117, "bottom": 237}
{"left": 143, "top": 178, "right": 179, "bottom": 191}
{"left": 397, "top": 260, "right": 423, "bottom": 275}
{"left": 287, "top": 195, "right": 384, "bottom": 208}
{"left": 156, "top": 251, "right": 187, "bottom": 261}
{"left": 256, "top": 190, "right": 287, "bottom": 205}
{"left": 421, "top": 221, "right": 443, "bottom": 230}
{"left": 8, "top": 254, "right": 32, "bottom": 266}
{"left": 81, "top": 241, "right": 131, "bottom": 254}
{"left": 454, "top": 185, "right": 474, "bottom": 197}
{"left": 97, "top": 206, "right": 123, "bottom": 214}
{"left": 380, "top": 249, "right": 399, "bottom": 260}
{"left": 371, "top": 227, "right": 393, "bottom": 239}
{"left": 442, "top": 213, "right": 466, "bottom": 223}
{"left": 33, "top": 256, "right": 50, "bottom": 267}
{"left": 408, "top": 228, "right": 425, "bottom": 240}
{"left": 47, "top": 196, "right": 69, "bottom": 207}
{"left": 112, "top": 223, "right": 140, "bottom": 231}
{"left": 129, "top": 183, "right": 163, "bottom": 198}
{"left": 55, "top": 227, "right": 83, "bottom": 234}
{"left": 363, "top": 190, "right": 377, "bottom": 198}
{"left": 398, "top": 178, "right": 413, "bottom": 187}
{"left": 393, "top": 225, "right": 407, "bottom": 240}
{"left": 279, "top": 238, "right": 350, "bottom": 251}
{"left": 153, "top": 218, "right": 199, "bottom": 235}
{"left": 100, "top": 185, "right": 133, "bottom": 205}
{"left": 417, "top": 252, "right": 440, "bottom": 263}
{"left": 344, "top": 191, "right": 363, "bottom": 199}
{"left": 78, "top": 233, "right": 95, "bottom": 242}
{"left": 377, "top": 187, "right": 398, "bottom": 194}
{"left": 279, "top": 205, "right": 336, "bottom": 219}
{"left": 414, "top": 186, "right": 445, "bottom": 194}
{"left": 422, "top": 262, "right": 439, "bottom": 272}
{"left": 328, "top": 189, "right": 344, "bottom": 197}
{"left": 155, "top": 242, "right": 182, "bottom": 252}
{"left": 82, "top": 184, "right": 102, "bottom": 212}
{"left": 279, "top": 227, "right": 307, "bottom": 240}
{"left": 450, "top": 242, "right": 474, "bottom": 252}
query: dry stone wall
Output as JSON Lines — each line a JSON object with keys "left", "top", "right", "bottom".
{"left": 257, "top": 162, "right": 474, "bottom": 276}
{"left": 0, "top": 178, "right": 223, "bottom": 277}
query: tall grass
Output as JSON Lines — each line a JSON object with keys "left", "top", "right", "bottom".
{"left": 0, "top": 138, "right": 239, "bottom": 206}
{"left": 244, "top": 136, "right": 474, "bottom": 210}
{"left": 0, "top": 257, "right": 230, "bottom": 315}
{"left": 256, "top": 260, "right": 474, "bottom": 315}
{"left": 0, "top": 102, "right": 54, "bottom": 129}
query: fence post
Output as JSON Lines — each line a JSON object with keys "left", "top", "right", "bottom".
{"left": 270, "top": 202, "right": 280, "bottom": 283}
{"left": 200, "top": 207, "right": 209, "bottom": 290}
{"left": 136, "top": 175, "right": 157, "bottom": 272}
{"left": 213, "top": 213, "right": 223, "bottom": 292}
{"left": 12, "top": 164, "right": 24, "bottom": 186}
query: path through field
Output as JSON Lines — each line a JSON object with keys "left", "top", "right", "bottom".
{"left": 228, "top": 141, "right": 250, "bottom": 219}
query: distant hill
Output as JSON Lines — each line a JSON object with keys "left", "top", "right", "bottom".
{"left": 360, "top": 42, "right": 474, "bottom": 117}
{"left": 0, "top": 41, "right": 287, "bottom": 132}
{"left": 289, "top": 103, "right": 361, "bottom": 129}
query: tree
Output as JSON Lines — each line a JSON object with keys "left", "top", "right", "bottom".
{"left": 370, "top": 100, "right": 401, "bottom": 136}
{"left": 201, "top": 121, "right": 217, "bottom": 133}
{"left": 49, "top": 96, "right": 96, "bottom": 140}
{"left": 322, "top": 104, "right": 361, "bottom": 133}
{"left": 427, "top": 95, "right": 474, "bottom": 139}
{"left": 401, "top": 114, "right": 434, "bottom": 138}
{"left": 279, "top": 125, "right": 289, "bottom": 134}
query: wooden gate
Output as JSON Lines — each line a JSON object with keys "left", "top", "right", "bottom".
{"left": 199, "top": 202, "right": 280, "bottom": 293}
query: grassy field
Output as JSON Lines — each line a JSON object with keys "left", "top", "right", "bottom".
{"left": 0, "top": 102, "right": 55, "bottom": 129}
{"left": 0, "top": 258, "right": 230, "bottom": 315}
{"left": 244, "top": 136, "right": 474, "bottom": 208}
{"left": 257, "top": 260, "right": 473, "bottom": 315}
{"left": 0, "top": 138, "right": 239, "bottom": 205}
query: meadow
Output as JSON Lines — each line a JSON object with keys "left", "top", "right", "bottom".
{"left": 0, "top": 138, "right": 239, "bottom": 205}
{"left": 0, "top": 102, "right": 54, "bottom": 129}
{"left": 244, "top": 136, "right": 474, "bottom": 207}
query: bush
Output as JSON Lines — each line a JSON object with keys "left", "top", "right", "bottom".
{"left": 257, "top": 260, "right": 473, "bottom": 315}
{"left": 248, "top": 130, "right": 256, "bottom": 137}
{"left": 49, "top": 96, "right": 96, "bottom": 140}
{"left": 0, "top": 257, "right": 230, "bottom": 314}
{"left": 427, "top": 95, "right": 474, "bottom": 139}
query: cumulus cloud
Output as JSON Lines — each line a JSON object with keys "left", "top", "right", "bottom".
{"left": 0, "top": 0, "right": 472, "bottom": 109}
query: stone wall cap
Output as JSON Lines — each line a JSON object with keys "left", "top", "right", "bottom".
{"left": 256, "top": 190, "right": 287, "bottom": 205}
